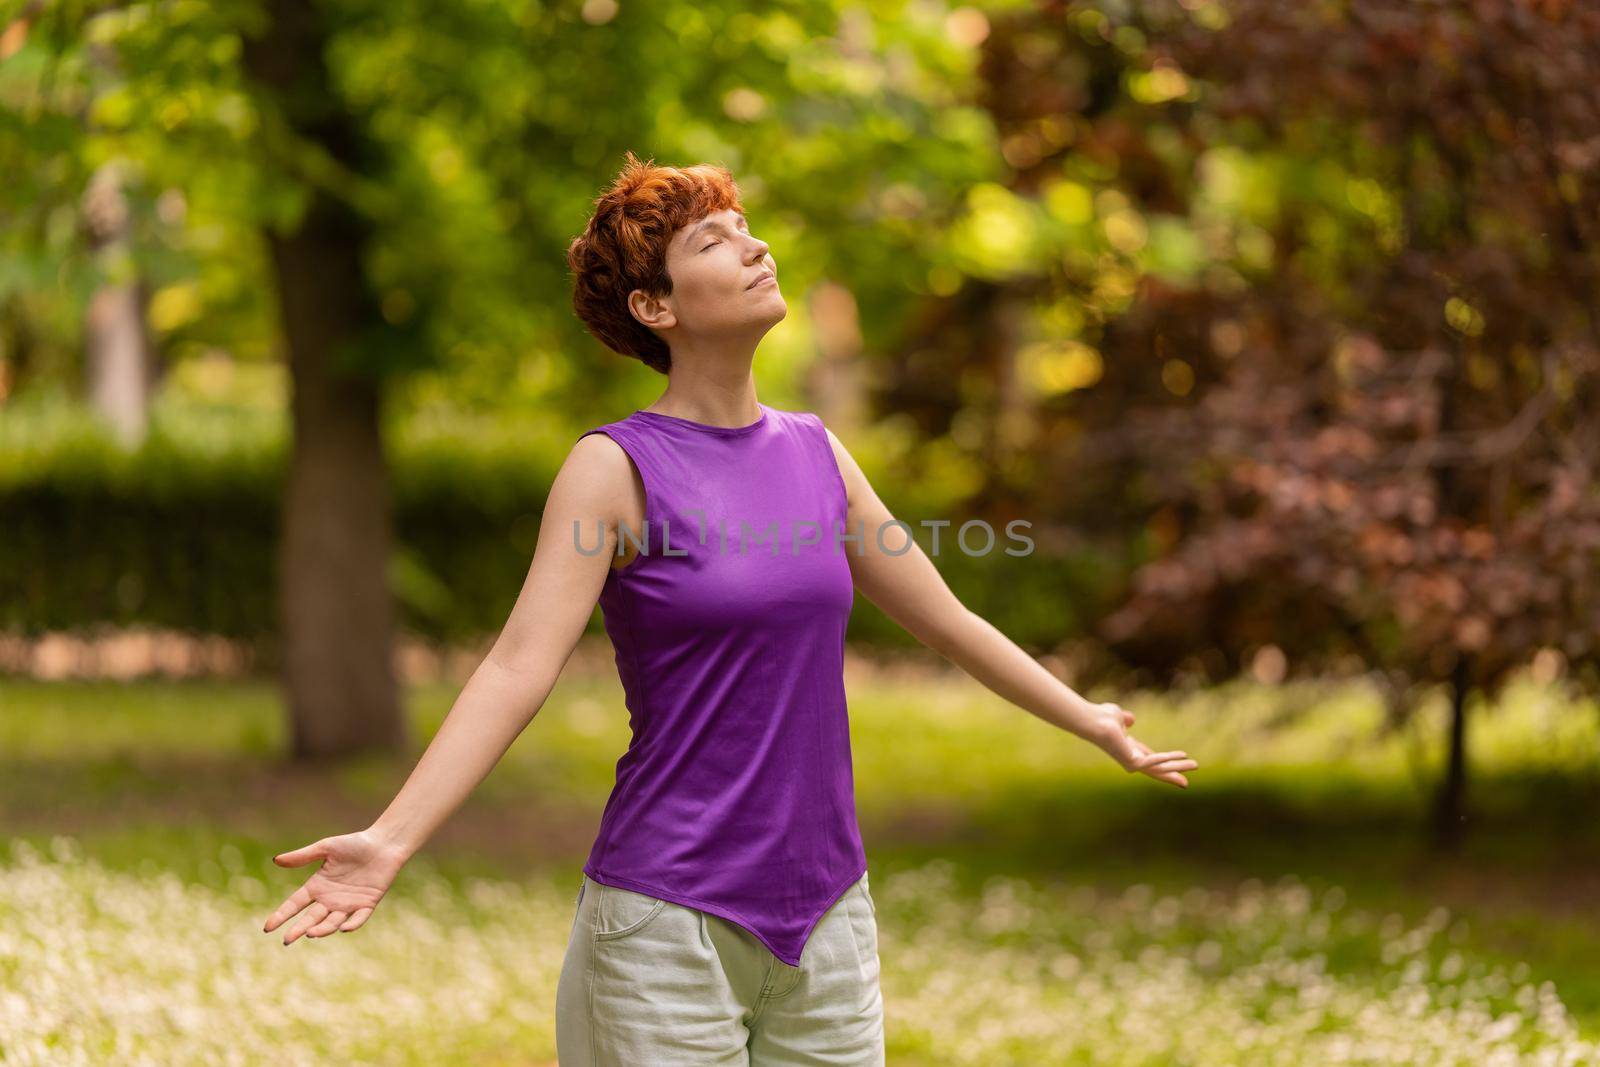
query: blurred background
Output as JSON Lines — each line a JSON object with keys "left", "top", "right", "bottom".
{"left": 2, "top": 0, "right": 1598, "bottom": 1062}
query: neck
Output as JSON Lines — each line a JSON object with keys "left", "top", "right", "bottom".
{"left": 647, "top": 360, "right": 761, "bottom": 427}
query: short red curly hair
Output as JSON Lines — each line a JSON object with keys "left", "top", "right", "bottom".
{"left": 566, "top": 151, "right": 745, "bottom": 375}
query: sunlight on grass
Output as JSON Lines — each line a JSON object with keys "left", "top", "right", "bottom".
{"left": 6, "top": 663, "right": 1592, "bottom": 814}
{"left": 0, "top": 679, "right": 283, "bottom": 759}
{"left": 842, "top": 668, "right": 1600, "bottom": 818}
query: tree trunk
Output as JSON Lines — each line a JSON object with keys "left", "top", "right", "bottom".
{"left": 1429, "top": 655, "right": 1472, "bottom": 853}
{"left": 82, "top": 158, "right": 153, "bottom": 449}
{"left": 244, "top": 0, "right": 404, "bottom": 760}
{"left": 78, "top": 28, "right": 153, "bottom": 446}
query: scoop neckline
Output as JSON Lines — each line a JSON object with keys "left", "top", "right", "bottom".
{"left": 629, "top": 403, "right": 770, "bottom": 437}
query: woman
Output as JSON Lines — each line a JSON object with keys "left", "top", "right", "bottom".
{"left": 261, "top": 152, "right": 1198, "bottom": 1065}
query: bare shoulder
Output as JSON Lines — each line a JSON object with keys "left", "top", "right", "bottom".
{"left": 554, "top": 430, "right": 644, "bottom": 529}
{"left": 567, "top": 428, "right": 629, "bottom": 468}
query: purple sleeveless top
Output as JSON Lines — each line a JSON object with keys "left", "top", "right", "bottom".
{"left": 574, "top": 401, "right": 867, "bottom": 966}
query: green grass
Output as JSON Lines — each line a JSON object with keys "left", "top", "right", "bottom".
{"left": 2, "top": 660, "right": 1598, "bottom": 1064}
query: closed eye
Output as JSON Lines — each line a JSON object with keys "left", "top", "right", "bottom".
{"left": 701, "top": 224, "right": 751, "bottom": 251}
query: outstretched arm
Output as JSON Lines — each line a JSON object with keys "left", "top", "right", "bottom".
{"left": 822, "top": 426, "right": 1195, "bottom": 789}
{"left": 262, "top": 432, "right": 639, "bottom": 943}
{"left": 354, "top": 433, "right": 633, "bottom": 860}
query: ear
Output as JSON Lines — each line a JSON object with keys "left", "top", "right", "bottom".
{"left": 628, "top": 288, "right": 676, "bottom": 331}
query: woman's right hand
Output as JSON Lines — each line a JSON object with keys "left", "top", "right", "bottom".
{"left": 262, "top": 828, "right": 408, "bottom": 944}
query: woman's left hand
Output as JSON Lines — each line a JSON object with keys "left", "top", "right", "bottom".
{"left": 1083, "top": 701, "right": 1197, "bottom": 788}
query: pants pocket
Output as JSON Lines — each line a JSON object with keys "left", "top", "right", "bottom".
{"left": 593, "top": 880, "right": 670, "bottom": 942}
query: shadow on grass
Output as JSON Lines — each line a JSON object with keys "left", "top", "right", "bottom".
{"left": 864, "top": 767, "right": 1600, "bottom": 913}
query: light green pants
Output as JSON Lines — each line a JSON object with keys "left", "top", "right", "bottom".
{"left": 555, "top": 870, "right": 886, "bottom": 1065}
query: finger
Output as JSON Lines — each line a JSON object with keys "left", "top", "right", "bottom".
{"left": 1144, "top": 762, "right": 1197, "bottom": 787}
{"left": 1136, "top": 750, "right": 1187, "bottom": 768}
{"left": 1142, "top": 757, "right": 1199, "bottom": 776}
{"left": 306, "top": 910, "right": 348, "bottom": 938}
{"left": 283, "top": 902, "right": 328, "bottom": 945}
{"left": 1121, "top": 708, "right": 1135, "bottom": 727}
{"left": 283, "top": 901, "right": 329, "bottom": 945}
{"left": 1145, "top": 764, "right": 1196, "bottom": 790}
{"left": 340, "top": 907, "right": 375, "bottom": 932}
{"left": 263, "top": 885, "right": 314, "bottom": 933}
{"left": 274, "top": 840, "right": 329, "bottom": 868}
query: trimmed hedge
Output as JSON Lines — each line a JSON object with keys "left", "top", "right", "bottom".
{"left": 0, "top": 397, "right": 1112, "bottom": 651}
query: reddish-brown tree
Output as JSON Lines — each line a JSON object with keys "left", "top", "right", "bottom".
{"left": 881, "top": 0, "right": 1600, "bottom": 851}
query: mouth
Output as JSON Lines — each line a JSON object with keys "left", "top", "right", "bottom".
{"left": 747, "top": 272, "right": 776, "bottom": 290}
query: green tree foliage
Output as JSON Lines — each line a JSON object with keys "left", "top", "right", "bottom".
{"left": 0, "top": 0, "right": 996, "bottom": 419}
